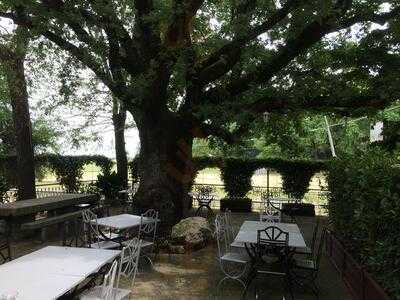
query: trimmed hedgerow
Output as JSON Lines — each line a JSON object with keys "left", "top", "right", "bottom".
{"left": 0, "top": 154, "right": 113, "bottom": 192}
{"left": 220, "top": 159, "right": 254, "bottom": 198}
{"left": 327, "top": 149, "right": 400, "bottom": 299}
{"left": 192, "top": 157, "right": 326, "bottom": 200}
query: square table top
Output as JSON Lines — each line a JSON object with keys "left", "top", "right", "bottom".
{"left": 234, "top": 221, "right": 307, "bottom": 249}
{"left": 0, "top": 194, "right": 98, "bottom": 217}
{"left": 0, "top": 246, "right": 120, "bottom": 300}
{"left": 2, "top": 246, "right": 120, "bottom": 277}
{"left": 94, "top": 213, "right": 159, "bottom": 230}
{"left": 0, "top": 271, "right": 84, "bottom": 300}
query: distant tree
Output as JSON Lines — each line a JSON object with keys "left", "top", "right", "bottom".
{"left": 0, "top": 95, "right": 59, "bottom": 156}
{"left": 30, "top": 49, "right": 131, "bottom": 186}
{"left": 0, "top": 26, "right": 36, "bottom": 199}
{"left": 2, "top": 1, "right": 400, "bottom": 222}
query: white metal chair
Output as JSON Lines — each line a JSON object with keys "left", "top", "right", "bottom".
{"left": 223, "top": 209, "right": 235, "bottom": 242}
{"left": 215, "top": 214, "right": 250, "bottom": 288}
{"left": 222, "top": 209, "right": 245, "bottom": 250}
{"left": 122, "top": 209, "right": 158, "bottom": 268}
{"left": 116, "top": 237, "right": 142, "bottom": 290}
{"left": 82, "top": 209, "right": 120, "bottom": 249}
{"left": 138, "top": 209, "right": 158, "bottom": 267}
{"left": 80, "top": 260, "right": 129, "bottom": 300}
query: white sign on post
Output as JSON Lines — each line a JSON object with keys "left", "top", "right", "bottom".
{"left": 370, "top": 122, "right": 384, "bottom": 142}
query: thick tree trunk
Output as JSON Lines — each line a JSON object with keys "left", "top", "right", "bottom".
{"left": 112, "top": 98, "right": 128, "bottom": 188}
{"left": 133, "top": 111, "right": 194, "bottom": 226}
{"left": 3, "top": 44, "right": 36, "bottom": 200}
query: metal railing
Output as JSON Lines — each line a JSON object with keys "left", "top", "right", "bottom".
{"left": 2, "top": 181, "right": 329, "bottom": 215}
{"left": 191, "top": 183, "right": 329, "bottom": 215}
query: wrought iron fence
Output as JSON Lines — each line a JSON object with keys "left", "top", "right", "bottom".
{"left": 191, "top": 183, "right": 329, "bottom": 215}
{"left": 2, "top": 181, "right": 329, "bottom": 215}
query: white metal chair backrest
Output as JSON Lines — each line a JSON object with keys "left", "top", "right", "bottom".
{"left": 82, "top": 209, "right": 101, "bottom": 246}
{"left": 116, "top": 238, "right": 142, "bottom": 288}
{"left": 223, "top": 209, "right": 234, "bottom": 242}
{"left": 215, "top": 214, "right": 230, "bottom": 259}
{"left": 101, "top": 260, "right": 118, "bottom": 300}
{"left": 139, "top": 209, "right": 158, "bottom": 241}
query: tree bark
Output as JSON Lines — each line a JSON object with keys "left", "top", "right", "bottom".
{"left": 112, "top": 98, "right": 128, "bottom": 188}
{"left": 1, "top": 33, "right": 36, "bottom": 200}
{"left": 132, "top": 110, "right": 195, "bottom": 226}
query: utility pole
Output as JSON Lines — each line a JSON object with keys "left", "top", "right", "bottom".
{"left": 324, "top": 116, "right": 337, "bottom": 158}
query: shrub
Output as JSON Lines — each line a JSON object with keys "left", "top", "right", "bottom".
{"left": 78, "top": 181, "right": 101, "bottom": 195}
{"left": 42, "top": 154, "right": 113, "bottom": 192}
{"left": 96, "top": 171, "right": 124, "bottom": 202}
{"left": 279, "top": 161, "right": 319, "bottom": 199}
{"left": 327, "top": 149, "right": 400, "bottom": 298}
{"left": 220, "top": 159, "right": 254, "bottom": 198}
{"left": 193, "top": 157, "right": 326, "bottom": 200}
{"left": 47, "top": 155, "right": 86, "bottom": 192}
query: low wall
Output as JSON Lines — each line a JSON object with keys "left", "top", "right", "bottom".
{"left": 325, "top": 230, "right": 389, "bottom": 300}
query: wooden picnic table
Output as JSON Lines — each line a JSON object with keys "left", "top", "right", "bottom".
{"left": 0, "top": 193, "right": 98, "bottom": 218}
{"left": 0, "top": 194, "right": 99, "bottom": 255}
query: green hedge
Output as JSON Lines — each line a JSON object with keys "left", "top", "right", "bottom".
{"left": 42, "top": 155, "right": 113, "bottom": 192}
{"left": 0, "top": 154, "right": 326, "bottom": 203}
{"left": 327, "top": 149, "right": 400, "bottom": 298}
{"left": 192, "top": 157, "right": 326, "bottom": 200}
{"left": 0, "top": 154, "right": 113, "bottom": 192}
{"left": 220, "top": 159, "right": 256, "bottom": 198}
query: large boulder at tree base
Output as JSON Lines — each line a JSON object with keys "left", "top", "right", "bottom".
{"left": 171, "top": 217, "right": 213, "bottom": 252}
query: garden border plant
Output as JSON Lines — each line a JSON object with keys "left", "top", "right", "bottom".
{"left": 327, "top": 148, "right": 400, "bottom": 299}
{"left": 0, "top": 154, "right": 113, "bottom": 192}
{"left": 191, "top": 157, "right": 327, "bottom": 212}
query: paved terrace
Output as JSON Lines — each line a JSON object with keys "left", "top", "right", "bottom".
{"left": 6, "top": 211, "right": 350, "bottom": 300}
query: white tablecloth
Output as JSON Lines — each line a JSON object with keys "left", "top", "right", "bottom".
{"left": 234, "top": 221, "right": 307, "bottom": 248}
{"left": 94, "top": 213, "right": 158, "bottom": 230}
{"left": 0, "top": 246, "right": 120, "bottom": 300}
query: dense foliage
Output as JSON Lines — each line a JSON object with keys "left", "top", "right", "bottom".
{"left": 193, "top": 157, "right": 326, "bottom": 200}
{"left": 0, "top": 154, "right": 113, "bottom": 191}
{"left": 0, "top": 69, "right": 59, "bottom": 156}
{"left": 43, "top": 154, "right": 113, "bottom": 192}
{"left": 96, "top": 171, "right": 124, "bottom": 203}
{"left": 220, "top": 159, "right": 254, "bottom": 198}
{"left": 1, "top": 0, "right": 399, "bottom": 221}
{"left": 327, "top": 149, "right": 400, "bottom": 298}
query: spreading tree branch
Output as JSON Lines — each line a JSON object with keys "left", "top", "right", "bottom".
{"left": 195, "top": 0, "right": 302, "bottom": 84}
{"left": 202, "top": 5, "right": 400, "bottom": 105}
{"left": 194, "top": 122, "right": 236, "bottom": 144}
{"left": 248, "top": 93, "right": 393, "bottom": 115}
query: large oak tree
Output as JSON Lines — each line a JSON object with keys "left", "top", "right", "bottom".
{"left": 1, "top": 0, "right": 399, "bottom": 223}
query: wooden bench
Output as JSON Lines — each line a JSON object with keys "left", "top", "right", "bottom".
{"left": 21, "top": 210, "right": 84, "bottom": 245}
{"left": 21, "top": 210, "right": 82, "bottom": 230}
